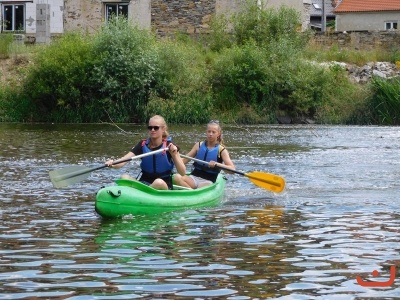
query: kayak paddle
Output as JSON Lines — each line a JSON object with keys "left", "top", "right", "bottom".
{"left": 180, "top": 154, "right": 285, "bottom": 193}
{"left": 49, "top": 147, "right": 168, "bottom": 188}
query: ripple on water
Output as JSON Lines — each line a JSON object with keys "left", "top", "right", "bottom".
{"left": 2, "top": 124, "right": 400, "bottom": 298}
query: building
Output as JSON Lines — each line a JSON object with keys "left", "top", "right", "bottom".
{"left": 1, "top": 0, "right": 63, "bottom": 43}
{"left": 334, "top": 0, "right": 400, "bottom": 31}
{"left": 1, "top": 0, "right": 306, "bottom": 43}
{"left": 307, "top": 0, "right": 336, "bottom": 31}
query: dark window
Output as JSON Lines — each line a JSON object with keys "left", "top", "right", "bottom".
{"left": 105, "top": 3, "right": 128, "bottom": 21}
{"left": 385, "top": 22, "right": 398, "bottom": 30}
{"left": 3, "top": 4, "right": 25, "bottom": 32}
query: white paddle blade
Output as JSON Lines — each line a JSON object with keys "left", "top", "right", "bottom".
{"left": 49, "top": 166, "right": 92, "bottom": 188}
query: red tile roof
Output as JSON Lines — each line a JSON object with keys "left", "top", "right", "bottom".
{"left": 334, "top": 0, "right": 400, "bottom": 13}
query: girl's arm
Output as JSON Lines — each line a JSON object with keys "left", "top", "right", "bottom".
{"left": 182, "top": 142, "right": 199, "bottom": 164}
{"left": 219, "top": 149, "right": 235, "bottom": 172}
{"left": 169, "top": 143, "right": 186, "bottom": 176}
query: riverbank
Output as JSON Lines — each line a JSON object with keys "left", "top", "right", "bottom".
{"left": 2, "top": 55, "right": 399, "bottom": 86}
{"left": 1, "top": 9, "right": 400, "bottom": 125}
{"left": 0, "top": 52, "right": 399, "bottom": 125}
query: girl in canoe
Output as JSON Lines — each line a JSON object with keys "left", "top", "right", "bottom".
{"left": 177, "top": 120, "right": 235, "bottom": 189}
{"left": 105, "top": 115, "right": 187, "bottom": 190}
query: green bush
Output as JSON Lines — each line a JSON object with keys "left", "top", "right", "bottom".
{"left": 20, "top": 18, "right": 162, "bottom": 123}
{"left": 146, "top": 37, "right": 214, "bottom": 124}
{"left": 231, "top": 2, "right": 307, "bottom": 49}
{"left": 206, "top": 2, "right": 322, "bottom": 122}
{"left": 145, "top": 91, "right": 213, "bottom": 124}
{"left": 206, "top": 1, "right": 309, "bottom": 52}
{"left": 22, "top": 33, "right": 94, "bottom": 122}
{"left": 90, "top": 17, "right": 159, "bottom": 123}
{"left": 153, "top": 39, "right": 209, "bottom": 98}
{"left": 315, "top": 64, "right": 368, "bottom": 124}
{"left": 210, "top": 43, "right": 272, "bottom": 110}
{"left": 206, "top": 15, "right": 233, "bottom": 52}
{"left": 209, "top": 39, "right": 337, "bottom": 121}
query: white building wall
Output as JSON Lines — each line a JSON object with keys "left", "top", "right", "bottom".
{"left": 50, "top": 0, "right": 64, "bottom": 33}
{"left": 336, "top": 12, "right": 400, "bottom": 31}
{"left": 216, "top": 0, "right": 242, "bottom": 16}
{"left": 130, "top": 0, "right": 151, "bottom": 29}
{"left": 1, "top": 0, "right": 64, "bottom": 34}
{"left": 265, "top": 0, "right": 303, "bottom": 11}
{"left": 25, "top": 3, "right": 37, "bottom": 34}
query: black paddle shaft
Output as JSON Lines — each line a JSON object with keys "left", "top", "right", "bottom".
{"left": 180, "top": 154, "right": 239, "bottom": 174}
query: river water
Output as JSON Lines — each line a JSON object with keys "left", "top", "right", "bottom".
{"left": 1, "top": 123, "right": 399, "bottom": 299}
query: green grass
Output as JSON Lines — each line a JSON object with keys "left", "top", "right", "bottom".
{"left": 0, "top": 33, "right": 13, "bottom": 59}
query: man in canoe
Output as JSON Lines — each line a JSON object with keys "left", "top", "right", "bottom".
{"left": 105, "top": 115, "right": 187, "bottom": 190}
{"left": 176, "top": 120, "right": 235, "bottom": 189}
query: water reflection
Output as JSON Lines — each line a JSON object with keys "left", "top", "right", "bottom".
{"left": 0, "top": 124, "right": 400, "bottom": 298}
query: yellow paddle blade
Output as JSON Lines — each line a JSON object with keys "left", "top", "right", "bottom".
{"left": 245, "top": 171, "right": 285, "bottom": 193}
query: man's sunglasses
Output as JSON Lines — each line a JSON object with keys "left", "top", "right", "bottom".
{"left": 147, "top": 126, "right": 161, "bottom": 131}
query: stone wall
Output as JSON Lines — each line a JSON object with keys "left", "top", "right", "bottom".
{"left": 64, "top": 0, "right": 103, "bottom": 34}
{"left": 61, "top": 0, "right": 400, "bottom": 51}
{"left": 61, "top": 0, "right": 309, "bottom": 37}
{"left": 150, "top": 0, "right": 308, "bottom": 37}
{"left": 312, "top": 31, "right": 400, "bottom": 50}
{"left": 151, "top": 0, "right": 215, "bottom": 36}
{"left": 63, "top": 0, "right": 219, "bottom": 36}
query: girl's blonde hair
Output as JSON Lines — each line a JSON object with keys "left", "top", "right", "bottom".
{"left": 149, "top": 115, "right": 169, "bottom": 139}
{"left": 208, "top": 120, "right": 224, "bottom": 146}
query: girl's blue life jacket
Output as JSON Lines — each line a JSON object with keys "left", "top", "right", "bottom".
{"left": 140, "top": 138, "right": 174, "bottom": 179}
{"left": 192, "top": 141, "right": 225, "bottom": 180}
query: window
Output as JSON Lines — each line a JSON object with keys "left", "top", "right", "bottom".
{"left": 105, "top": 3, "right": 128, "bottom": 21}
{"left": 3, "top": 4, "right": 25, "bottom": 32}
{"left": 385, "top": 22, "right": 398, "bottom": 30}
{"left": 313, "top": 3, "right": 321, "bottom": 10}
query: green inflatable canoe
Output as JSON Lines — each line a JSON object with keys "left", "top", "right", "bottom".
{"left": 95, "top": 174, "right": 226, "bottom": 218}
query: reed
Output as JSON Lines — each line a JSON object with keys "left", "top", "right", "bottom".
{"left": 368, "top": 77, "right": 400, "bottom": 125}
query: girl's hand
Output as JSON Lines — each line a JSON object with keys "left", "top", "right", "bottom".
{"left": 169, "top": 143, "right": 178, "bottom": 154}
{"left": 208, "top": 160, "right": 218, "bottom": 168}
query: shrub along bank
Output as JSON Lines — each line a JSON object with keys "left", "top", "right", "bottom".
{"left": 0, "top": 2, "right": 399, "bottom": 125}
